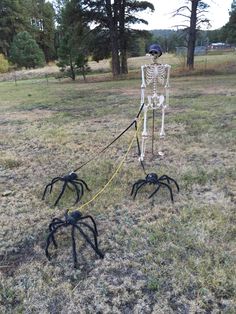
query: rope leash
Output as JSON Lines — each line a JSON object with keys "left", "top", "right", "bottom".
{"left": 73, "top": 103, "right": 145, "bottom": 173}
{"left": 69, "top": 119, "right": 142, "bottom": 213}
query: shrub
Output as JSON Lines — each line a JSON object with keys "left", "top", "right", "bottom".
{"left": 0, "top": 54, "right": 9, "bottom": 73}
{"left": 10, "top": 31, "right": 45, "bottom": 69}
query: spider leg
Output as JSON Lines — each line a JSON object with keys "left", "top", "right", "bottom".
{"left": 54, "top": 181, "right": 68, "bottom": 206}
{"left": 148, "top": 184, "right": 161, "bottom": 199}
{"left": 132, "top": 181, "right": 147, "bottom": 199}
{"left": 159, "top": 175, "right": 180, "bottom": 192}
{"left": 45, "top": 223, "right": 67, "bottom": 260}
{"left": 67, "top": 182, "right": 75, "bottom": 191}
{"left": 75, "top": 224, "right": 104, "bottom": 259}
{"left": 69, "top": 181, "right": 83, "bottom": 204}
{"left": 131, "top": 179, "right": 145, "bottom": 196}
{"left": 42, "top": 178, "right": 60, "bottom": 200}
{"left": 159, "top": 175, "right": 170, "bottom": 184}
{"left": 42, "top": 184, "right": 51, "bottom": 200}
{"left": 71, "top": 226, "right": 78, "bottom": 268}
{"left": 49, "top": 220, "right": 64, "bottom": 247}
{"left": 75, "top": 179, "right": 91, "bottom": 191}
{"left": 170, "top": 177, "right": 180, "bottom": 192}
{"left": 158, "top": 182, "right": 174, "bottom": 202}
{"left": 79, "top": 221, "right": 99, "bottom": 247}
{"left": 76, "top": 222, "right": 99, "bottom": 253}
{"left": 50, "top": 217, "right": 64, "bottom": 224}
{"left": 80, "top": 215, "right": 98, "bottom": 236}
{"left": 49, "top": 177, "right": 62, "bottom": 194}
{"left": 74, "top": 181, "right": 84, "bottom": 202}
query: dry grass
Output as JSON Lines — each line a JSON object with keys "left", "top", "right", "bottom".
{"left": 0, "top": 58, "right": 236, "bottom": 313}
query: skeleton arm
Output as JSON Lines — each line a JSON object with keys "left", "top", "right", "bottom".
{"left": 164, "top": 64, "right": 171, "bottom": 107}
{"left": 160, "top": 64, "right": 171, "bottom": 138}
{"left": 140, "top": 65, "right": 147, "bottom": 105}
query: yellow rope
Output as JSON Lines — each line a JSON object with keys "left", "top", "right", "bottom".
{"left": 69, "top": 119, "right": 141, "bottom": 213}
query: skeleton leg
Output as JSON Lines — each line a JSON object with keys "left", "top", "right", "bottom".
{"left": 139, "top": 104, "right": 148, "bottom": 161}
{"left": 158, "top": 105, "right": 165, "bottom": 156}
{"left": 160, "top": 104, "right": 166, "bottom": 138}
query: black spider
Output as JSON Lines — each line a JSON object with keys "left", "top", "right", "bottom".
{"left": 42, "top": 172, "right": 90, "bottom": 206}
{"left": 45, "top": 210, "right": 104, "bottom": 268}
{"left": 131, "top": 172, "right": 179, "bottom": 202}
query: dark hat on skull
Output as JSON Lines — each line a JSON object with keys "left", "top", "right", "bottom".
{"left": 148, "top": 44, "right": 162, "bottom": 57}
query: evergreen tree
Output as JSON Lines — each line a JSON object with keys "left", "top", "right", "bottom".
{"left": 57, "top": 0, "right": 90, "bottom": 80}
{"left": 222, "top": 0, "right": 236, "bottom": 44}
{"left": 28, "top": 0, "right": 56, "bottom": 62}
{"left": 80, "top": 0, "right": 154, "bottom": 77}
{"left": 174, "top": 0, "right": 210, "bottom": 70}
{"left": 10, "top": 31, "right": 45, "bottom": 68}
{"left": 0, "top": 0, "right": 26, "bottom": 56}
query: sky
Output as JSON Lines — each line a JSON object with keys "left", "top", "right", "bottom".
{"left": 49, "top": 0, "right": 233, "bottom": 30}
{"left": 134, "top": 0, "right": 233, "bottom": 30}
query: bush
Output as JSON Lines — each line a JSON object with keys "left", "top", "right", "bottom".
{"left": 10, "top": 31, "right": 45, "bottom": 69}
{"left": 0, "top": 54, "right": 9, "bottom": 73}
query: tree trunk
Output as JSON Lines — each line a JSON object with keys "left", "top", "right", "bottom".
{"left": 105, "top": 0, "right": 120, "bottom": 77}
{"left": 119, "top": 0, "right": 128, "bottom": 74}
{"left": 187, "top": 0, "right": 199, "bottom": 70}
{"left": 69, "top": 54, "right": 76, "bottom": 80}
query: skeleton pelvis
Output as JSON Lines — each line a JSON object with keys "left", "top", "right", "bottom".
{"left": 147, "top": 94, "right": 165, "bottom": 109}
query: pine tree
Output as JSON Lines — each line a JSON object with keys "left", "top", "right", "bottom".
{"left": 29, "top": 0, "right": 56, "bottom": 62}
{"left": 10, "top": 31, "right": 45, "bottom": 68}
{"left": 80, "top": 0, "right": 154, "bottom": 77}
{"left": 57, "top": 0, "right": 90, "bottom": 80}
{"left": 0, "top": 0, "right": 26, "bottom": 56}
{"left": 173, "top": 0, "right": 210, "bottom": 70}
{"left": 222, "top": 0, "right": 236, "bottom": 44}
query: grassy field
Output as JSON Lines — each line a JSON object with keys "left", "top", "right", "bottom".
{"left": 0, "top": 56, "right": 236, "bottom": 313}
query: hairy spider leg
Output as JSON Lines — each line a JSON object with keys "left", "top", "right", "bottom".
{"left": 42, "top": 177, "right": 61, "bottom": 200}
{"left": 74, "top": 224, "right": 104, "bottom": 259}
{"left": 49, "top": 177, "right": 62, "bottom": 193}
{"left": 79, "top": 221, "right": 99, "bottom": 247}
{"left": 45, "top": 223, "right": 67, "bottom": 259}
{"left": 71, "top": 226, "right": 78, "bottom": 268}
{"left": 54, "top": 181, "right": 68, "bottom": 206}
{"left": 131, "top": 179, "right": 146, "bottom": 196}
{"left": 49, "top": 219, "right": 65, "bottom": 247}
{"left": 132, "top": 181, "right": 148, "bottom": 199}
{"left": 159, "top": 175, "right": 180, "bottom": 192}
{"left": 149, "top": 181, "right": 174, "bottom": 202}
{"left": 75, "top": 179, "right": 91, "bottom": 191}
{"left": 69, "top": 181, "right": 83, "bottom": 204}
{"left": 80, "top": 215, "right": 98, "bottom": 236}
{"left": 71, "top": 222, "right": 100, "bottom": 268}
{"left": 149, "top": 184, "right": 161, "bottom": 198}
{"left": 66, "top": 182, "right": 76, "bottom": 191}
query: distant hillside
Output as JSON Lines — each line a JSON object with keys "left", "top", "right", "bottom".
{"left": 150, "top": 29, "right": 176, "bottom": 37}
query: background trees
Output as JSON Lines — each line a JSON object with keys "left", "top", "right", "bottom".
{"left": 0, "top": 0, "right": 55, "bottom": 62}
{"left": 221, "top": 0, "right": 236, "bottom": 44}
{"left": 9, "top": 31, "right": 45, "bottom": 68}
{"left": 0, "top": 0, "right": 235, "bottom": 73}
{"left": 0, "top": 53, "right": 9, "bottom": 72}
{"left": 173, "top": 0, "right": 210, "bottom": 70}
{"left": 56, "top": 0, "right": 90, "bottom": 80}
{"left": 0, "top": 0, "right": 26, "bottom": 57}
{"left": 78, "top": 0, "right": 154, "bottom": 76}
{"left": 29, "top": 0, "right": 56, "bottom": 62}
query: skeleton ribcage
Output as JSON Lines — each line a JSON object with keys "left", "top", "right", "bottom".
{"left": 145, "top": 64, "right": 167, "bottom": 86}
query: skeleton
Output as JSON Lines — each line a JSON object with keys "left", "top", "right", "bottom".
{"left": 139, "top": 44, "right": 171, "bottom": 161}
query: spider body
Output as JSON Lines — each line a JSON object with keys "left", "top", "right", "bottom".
{"left": 45, "top": 210, "right": 104, "bottom": 268}
{"left": 42, "top": 172, "right": 90, "bottom": 206}
{"left": 131, "top": 172, "right": 179, "bottom": 202}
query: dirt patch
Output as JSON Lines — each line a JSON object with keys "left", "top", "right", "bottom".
{"left": 2, "top": 109, "right": 54, "bottom": 122}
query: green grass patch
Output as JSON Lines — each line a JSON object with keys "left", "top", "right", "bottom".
{"left": 0, "top": 69, "right": 235, "bottom": 312}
